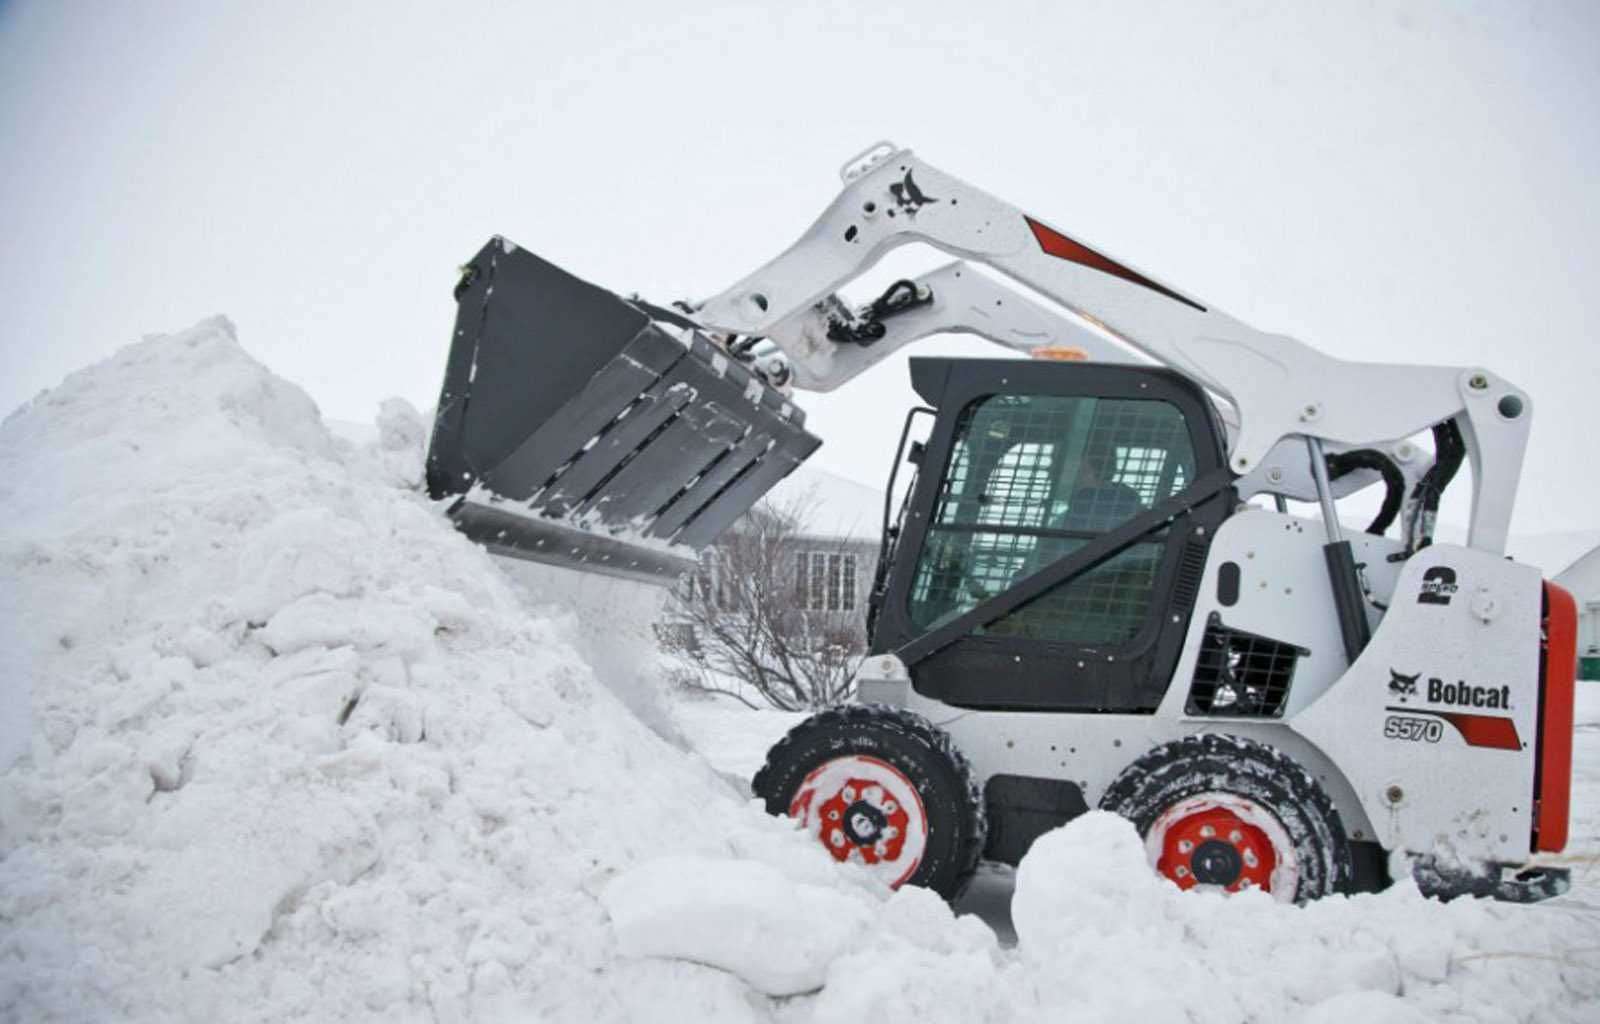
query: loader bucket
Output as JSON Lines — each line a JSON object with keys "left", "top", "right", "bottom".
{"left": 426, "top": 237, "right": 820, "bottom": 585}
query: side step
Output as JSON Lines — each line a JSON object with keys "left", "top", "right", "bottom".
{"left": 426, "top": 238, "right": 820, "bottom": 585}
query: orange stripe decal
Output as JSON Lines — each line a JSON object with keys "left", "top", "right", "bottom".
{"left": 1023, "top": 216, "right": 1206, "bottom": 312}
{"left": 1387, "top": 705, "right": 1525, "bottom": 751}
{"left": 1435, "top": 711, "right": 1522, "bottom": 751}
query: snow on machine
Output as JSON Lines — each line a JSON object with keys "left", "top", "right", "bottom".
{"left": 424, "top": 143, "right": 1578, "bottom": 903}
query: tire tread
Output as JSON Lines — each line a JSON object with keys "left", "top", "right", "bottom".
{"left": 753, "top": 704, "right": 987, "bottom": 899}
{"left": 1099, "top": 733, "right": 1353, "bottom": 901}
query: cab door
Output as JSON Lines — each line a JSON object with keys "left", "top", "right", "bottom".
{"left": 872, "top": 358, "right": 1231, "bottom": 712}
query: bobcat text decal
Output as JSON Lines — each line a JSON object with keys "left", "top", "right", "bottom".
{"left": 1428, "top": 677, "right": 1511, "bottom": 710}
{"left": 1383, "top": 668, "right": 1520, "bottom": 750}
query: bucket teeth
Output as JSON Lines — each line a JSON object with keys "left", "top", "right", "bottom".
{"left": 425, "top": 237, "right": 819, "bottom": 584}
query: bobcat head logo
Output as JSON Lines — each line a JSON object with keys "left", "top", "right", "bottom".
{"left": 1388, "top": 669, "right": 1420, "bottom": 701}
{"left": 889, "top": 171, "right": 938, "bottom": 216}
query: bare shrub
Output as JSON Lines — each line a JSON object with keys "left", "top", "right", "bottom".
{"left": 661, "top": 490, "right": 868, "bottom": 711}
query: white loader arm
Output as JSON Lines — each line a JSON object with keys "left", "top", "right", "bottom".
{"left": 693, "top": 143, "right": 1531, "bottom": 555}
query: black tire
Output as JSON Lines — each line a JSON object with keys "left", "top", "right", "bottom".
{"left": 752, "top": 705, "right": 986, "bottom": 900}
{"left": 1098, "top": 733, "right": 1352, "bottom": 903}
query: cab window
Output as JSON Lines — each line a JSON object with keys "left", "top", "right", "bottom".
{"left": 907, "top": 393, "right": 1194, "bottom": 645}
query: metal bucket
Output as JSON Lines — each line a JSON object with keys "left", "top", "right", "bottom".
{"left": 426, "top": 238, "right": 819, "bottom": 585}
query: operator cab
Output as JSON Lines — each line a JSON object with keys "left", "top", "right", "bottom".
{"left": 869, "top": 358, "right": 1232, "bottom": 712}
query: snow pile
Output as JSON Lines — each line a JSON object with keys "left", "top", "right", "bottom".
{"left": 0, "top": 319, "right": 902, "bottom": 1021}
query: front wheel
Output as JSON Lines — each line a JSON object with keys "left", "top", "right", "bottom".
{"left": 1099, "top": 733, "right": 1352, "bottom": 903}
{"left": 752, "top": 705, "right": 985, "bottom": 899}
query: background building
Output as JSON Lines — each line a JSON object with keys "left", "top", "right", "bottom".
{"left": 763, "top": 465, "right": 886, "bottom": 620}
{"left": 661, "top": 464, "right": 887, "bottom": 709}
{"left": 679, "top": 464, "right": 885, "bottom": 625}
{"left": 1508, "top": 531, "right": 1600, "bottom": 679}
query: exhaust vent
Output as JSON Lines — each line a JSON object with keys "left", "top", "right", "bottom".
{"left": 1185, "top": 614, "right": 1305, "bottom": 718}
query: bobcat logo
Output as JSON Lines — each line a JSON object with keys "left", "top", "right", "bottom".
{"left": 1388, "top": 669, "right": 1420, "bottom": 702}
{"left": 889, "top": 171, "right": 939, "bottom": 216}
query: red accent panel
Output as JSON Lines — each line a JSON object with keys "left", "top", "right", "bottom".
{"left": 1536, "top": 582, "right": 1578, "bottom": 852}
{"left": 1436, "top": 711, "right": 1522, "bottom": 751}
{"left": 1023, "top": 216, "right": 1206, "bottom": 312}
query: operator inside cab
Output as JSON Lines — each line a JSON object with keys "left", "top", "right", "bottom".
{"left": 1055, "top": 441, "right": 1147, "bottom": 534}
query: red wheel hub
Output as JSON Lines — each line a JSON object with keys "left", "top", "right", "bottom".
{"left": 787, "top": 756, "right": 928, "bottom": 887}
{"left": 1156, "top": 805, "right": 1277, "bottom": 893}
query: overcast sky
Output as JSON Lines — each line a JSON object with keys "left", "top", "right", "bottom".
{"left": 2, "top": 1, "right": 1596, "bottom": 536}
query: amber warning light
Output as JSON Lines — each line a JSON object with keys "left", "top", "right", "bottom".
{"left": 1030, "top": 346, "right": 1090, "bottom": 362}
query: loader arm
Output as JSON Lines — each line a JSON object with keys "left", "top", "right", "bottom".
{"left": 758, "top": 258, "right": 1431, "bottom": 517}
{"left": 693, "top": 143, "right": 1531, "bottom": 555}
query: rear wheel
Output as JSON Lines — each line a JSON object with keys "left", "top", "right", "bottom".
{"left": 1099, "top": 734, "right": 1352, "bottom": 903}
{"left": 752, "top": 705, "right": 985, "bottom": 899}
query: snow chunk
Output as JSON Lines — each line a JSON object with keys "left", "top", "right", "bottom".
{"left": 602, "top": 856, "right": 872, "bottom": 996}
{"left": 1012, "top": 809, "right": 1167, "bottom": 950}
{"left": 258, "top": 592, "right": 438, "bottom": 658}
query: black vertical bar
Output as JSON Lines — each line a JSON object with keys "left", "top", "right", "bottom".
{"left": 1323, "top": 540, "right": 1372, "bottom": 663}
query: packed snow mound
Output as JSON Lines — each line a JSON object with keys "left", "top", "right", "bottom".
{"left": 604, "top": 810, "right": 1599, "bottom": 1020}
{"left": 0, "top": 319, "right": 901, "bottom": 1021}
{"left": 1011, "top": 812, "right": 1598, "bottom": 1022}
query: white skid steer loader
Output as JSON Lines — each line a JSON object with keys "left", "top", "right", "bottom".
{"left": 425, "top": 143, "right": 1578, "bottom": 904}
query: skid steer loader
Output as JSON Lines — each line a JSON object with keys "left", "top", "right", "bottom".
{"left": 425, "top": 143, "right": 1578, "bottom": 904}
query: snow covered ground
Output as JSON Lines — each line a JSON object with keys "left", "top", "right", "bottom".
{"left": 2, "top": 321, "right": 1597, "bottom": 1021}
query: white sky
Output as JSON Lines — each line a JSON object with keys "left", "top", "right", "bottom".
{"left": 2, "top": 0, "right": 1597, "bottom": 534}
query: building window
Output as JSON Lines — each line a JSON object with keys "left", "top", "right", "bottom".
{"left": 796, "top": 551, "right": 858, "bottom": 612}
